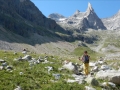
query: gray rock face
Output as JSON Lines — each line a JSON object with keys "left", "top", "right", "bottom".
{"left": 48, "top": 13, "right": 66, "bottom": 21}
{"left": 102, "top": 10, "right": 120, "bottom": 30}
{"left": 49, "top": 3, "right": 106, "bottom": 31}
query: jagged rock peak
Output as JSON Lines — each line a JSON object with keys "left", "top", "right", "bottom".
{"left": 87, "top": 2, "right": 94, "bottom": 12}
{"left": 74, "top": 10, "right": 80, "bottom": 14}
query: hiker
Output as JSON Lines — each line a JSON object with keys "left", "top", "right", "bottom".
{"left": 79, "top": 51, "right": 90, "bottom": 75}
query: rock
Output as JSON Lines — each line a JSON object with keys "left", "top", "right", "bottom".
{"left": 42, "top": 60, "right": 49, "bottom": 64}
{"left": 95, "top": 70, "right": 120, "bottom": 85}
{"left": 53, "top": 74, "right": 61, "bottom": 80}
{"left": 91, "top": 66, "right": 99, "bottom": 72}
{"left": 89, "top": 62, "right": 96, "bottom": 67}
{"left": 14, "top": 56, "right": 23, "bottom": 61}
{"left": 101, "top": 82, "right": 116, "bottom": 88}
{"left": 85, "top": 76, "right": 99, "bottom": 86}
{"left": 14, "top": 86, "right": 22, "bottom": 90}
{"left": 6, "top": 66, "right": 13, "bottom": 70}
{"left": 98, "top": 60, "right": 104, "bottom": 65}
{"left": 72, "top": 63, "right": 79, "bottom": 74}
{"left": 14, "top": 52, "right": 17, "bottom": 55}
{"left": 0, "top": 66, "right": 4, "bottom": 70}
{"left": 79, "top": 79, "right": 86, "bottom": 84}
{"left": 62, "top": 61, "right": 79, "bottom": 74}
{"left": 63, "top": 62, "right": 75, "bottom": 71}
{"left": 22, "top": 55, "right": 32, "bottom": 60}
{"left": 22, "top": 51, "right": 27, "bottom": 54}
{"left": 66, "top": 79, "right": 78, "bottom": 83}
{"left": 100, "top": 65, "right": 111, "bottom": 70}
{"left": 2, "top": 62, "right": 7, "bottom": 67}
{"left": 71, "top": 74, "right": 85, "bottom": 84}
{"left": 0, "top": 59, "right": 5, "bottom": 63}
{"left": 58, "top": 67, "right": 65, "bottom": 71}
{"left": 19, "top": 72, "right": 23, "bottom": 75}
{"left": 45, "top": 66, "right": 53, "bottom": 73}
{"left": 85, "top": 86, "right": 96, "bottom": 90}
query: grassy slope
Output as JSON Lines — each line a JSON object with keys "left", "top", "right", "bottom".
{"left": 0, "top": 50, "right": 102, "bottom": 90}
{"left": 72, "top": 46, "right": 102, "bottom": 61}
{"left": 86, "top": 30, "right": 120, "bottom": 53}
{"left": 1, "top": 50, "right": 120, "bottom": 90}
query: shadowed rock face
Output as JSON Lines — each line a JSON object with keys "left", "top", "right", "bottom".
{"left": 49, "top": 2, "right": 106, "bottom": 31}
{"left": 102, "top": 10, "right": 120, "bottom": 30}
{"left": 0, "top": 0, "right": 65, "bottom": 37}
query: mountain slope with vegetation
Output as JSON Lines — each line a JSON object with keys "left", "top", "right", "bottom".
{"left": 0, "top": 0, "right": 68, "bottom": 38}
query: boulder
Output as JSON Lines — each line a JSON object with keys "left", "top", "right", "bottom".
{"left": 62, "top": 62, "right": 75, "bottom": 71}
{"left": 62, "top": 62, "right": 79, "bottom": 74}
{"left": 22, "top": 55, "right": 32, "bottom": 60}
{"left": 95, "top": 70, "right": 120, "bottom": 85}
{"left": 0, "top": 59, "right": 6, "bottom": 63}
{"left": 85, "top": 76, "right": 99, "bottom": 86}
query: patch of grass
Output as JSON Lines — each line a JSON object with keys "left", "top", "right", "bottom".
{"left": 72, "top": 46, "right": 102, "bottom": 61}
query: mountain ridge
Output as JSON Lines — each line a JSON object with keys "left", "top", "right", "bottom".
{"left": 102, "top": 10, "right": 120, "bottom": 30}
{"left": 48, "top": 2, "right": 106, "bottom": 31}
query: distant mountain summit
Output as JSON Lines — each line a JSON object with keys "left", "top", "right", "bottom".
{"left": 49, "top": 2, "right": 106, "bottom": 31}
{"left": 48, "top": 13, "right": 66, "bottom": 21}
{"left": 102, "top": 10, "right": 120, "bottom": 30}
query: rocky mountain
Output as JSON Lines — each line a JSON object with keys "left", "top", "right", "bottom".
{"left": 102, "top": 10, "right": 120, "bottom": 30}
{"left": 48, "top": 13, "right": 66, "bottom": 22}
{"left": 0, "top": 0, "right": 102, "bottom": 53}
{"left": 0, "top": 0, "right": 66, "bottom": 37}
{"left": 49, "top": 3, "right": 106, "bottom": 32}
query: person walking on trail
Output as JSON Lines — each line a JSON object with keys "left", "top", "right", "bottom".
{"left": 79, "top": 51, "right": 90, "bottom": 75}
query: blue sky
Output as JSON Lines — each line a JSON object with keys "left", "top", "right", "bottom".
{"left": 31, "top": 0, "right": 120, "bottom": 18}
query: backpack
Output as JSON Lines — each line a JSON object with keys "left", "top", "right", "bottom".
{"left": 82, "top": 55, "right": 89, "bottom": 63}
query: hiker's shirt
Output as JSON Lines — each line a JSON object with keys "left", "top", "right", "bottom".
{"left": 81, "top": 55, "right": 90, "bottom": 63}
